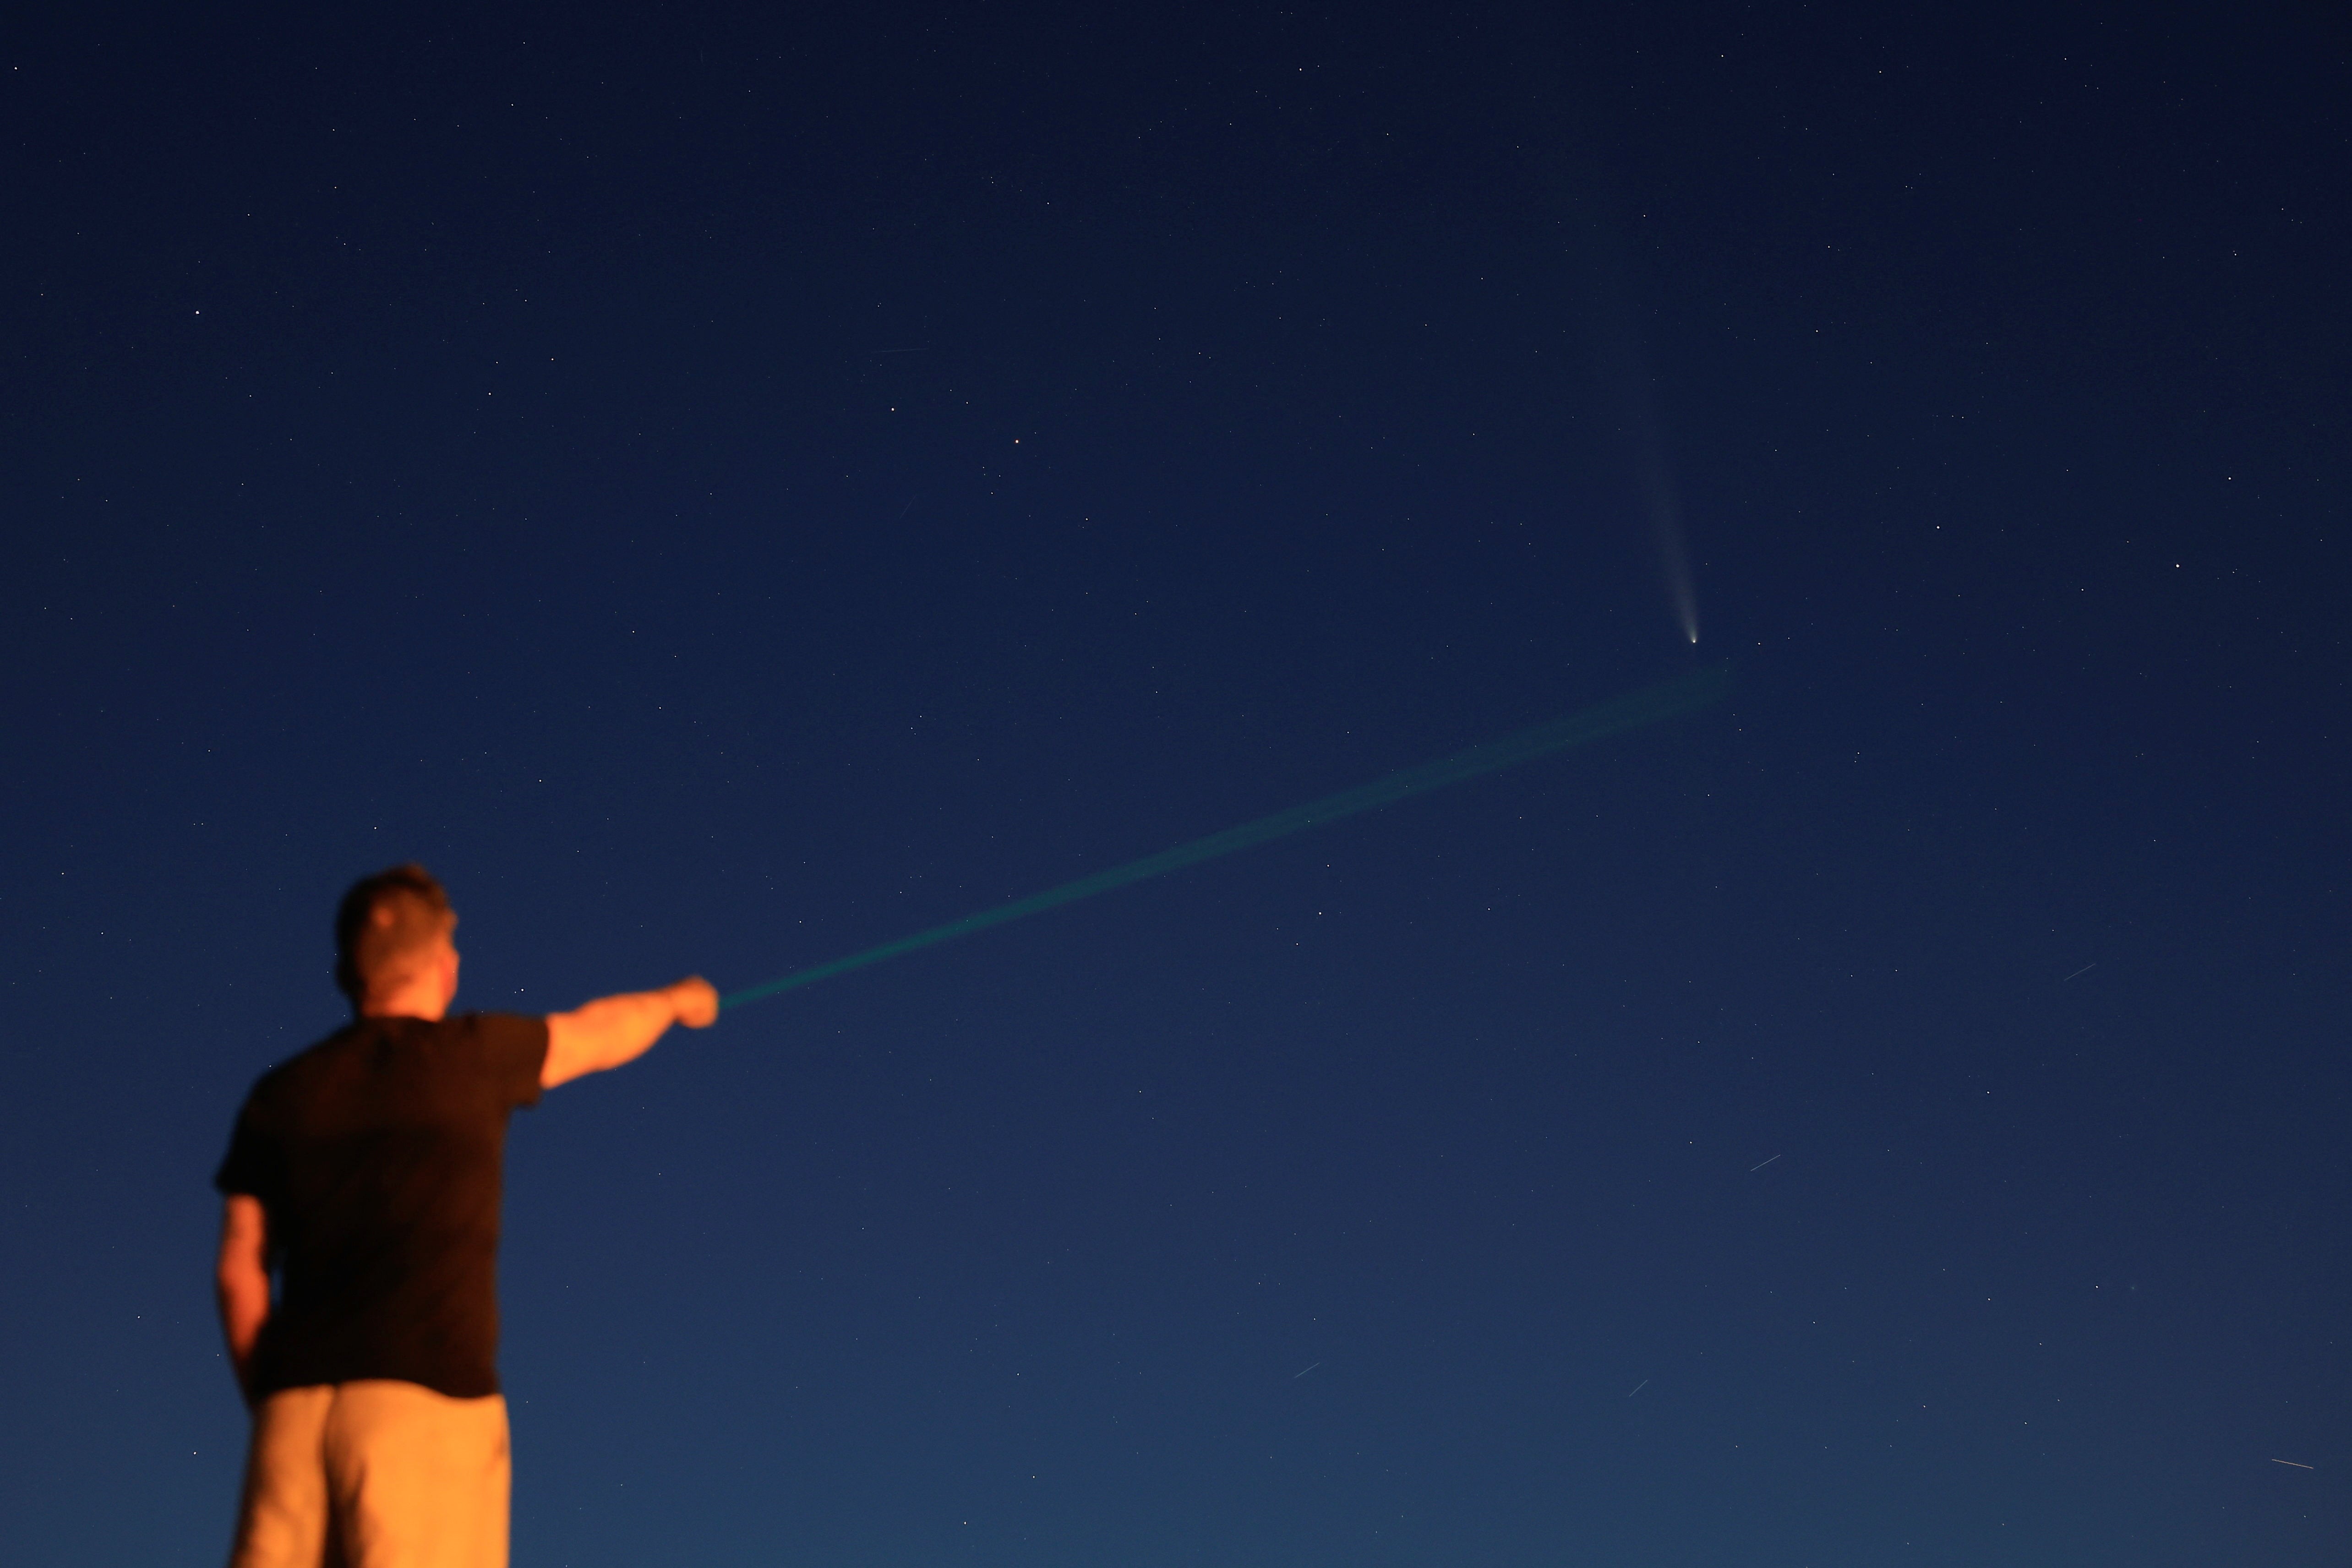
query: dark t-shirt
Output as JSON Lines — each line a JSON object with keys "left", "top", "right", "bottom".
{"left": 213, "top": 1012, "right": 548, "bottom": 1399}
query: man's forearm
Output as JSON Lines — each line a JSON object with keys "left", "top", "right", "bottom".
{"left": 217, "top": 1272, "right": 268, "bottom": 1393}
{"left": 216, "top": 1195, "right": 270, "bottom": 1401}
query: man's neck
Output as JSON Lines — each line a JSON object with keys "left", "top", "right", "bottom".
{"left": 360, "top": 991, "right": 450, "bottom": 1022}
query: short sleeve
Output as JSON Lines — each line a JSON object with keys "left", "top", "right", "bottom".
{"left": 213, "top": 1090, "right": 283, "bottom": 1201}
{"left": 467, "top": 1013, "right": 550, "bottom": 1110}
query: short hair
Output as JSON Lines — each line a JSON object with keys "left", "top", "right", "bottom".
{"left": 334, "top": 864, "right": 456, "bottom": 1005}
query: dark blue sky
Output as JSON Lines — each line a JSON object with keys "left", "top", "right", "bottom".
{"left": 4, "top": 5, "right": 2346, "bottom": 1564}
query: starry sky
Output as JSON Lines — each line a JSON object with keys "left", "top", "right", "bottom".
{"left": 3, "top": 5, "right": 2346, "bottom": 1564}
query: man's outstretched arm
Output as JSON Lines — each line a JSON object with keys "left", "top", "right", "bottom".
{"left": 542, "top": 975, "right": 719, "bottom": 1089}
{"left": 216, "top": 1194, "right": 270, "bottom": 1402}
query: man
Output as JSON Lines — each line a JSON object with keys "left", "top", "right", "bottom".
{"left": 213, "top": 865, "right": 718, "bottom": 1568}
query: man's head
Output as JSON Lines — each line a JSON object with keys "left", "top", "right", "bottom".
{"left": 334, "top": 864, "right": 460, "bottom": 1018}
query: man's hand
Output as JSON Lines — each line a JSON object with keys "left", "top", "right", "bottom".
{"left": 543, "top": 975, "right": 719, "bottom": 1089}
{"left": 668, "top": 975, "right": 720, "bottom": 1029}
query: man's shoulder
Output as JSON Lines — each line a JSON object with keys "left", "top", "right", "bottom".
{"left": 439, "top": 1011, "right": 550, "bottom": 1055}
{"left": 246, "top": 1019, "right": 371, "bottom": 1092}
{"left": 409, "top": 1013, "right": 550, "bottom": 1102}
{"left": 444, "top": 1009, "right": 546, "bottom": 1031}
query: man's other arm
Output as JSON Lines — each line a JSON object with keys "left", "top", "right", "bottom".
{"left": 216, "top": 1195, "right": 270, "bottom": 1402}
{"left": 542, "top": 975, "right": 719, "bottom": 1089}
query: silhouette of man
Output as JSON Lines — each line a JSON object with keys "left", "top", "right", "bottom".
{"left": 213, "top": 865, "right": 717, "bottom": 1568}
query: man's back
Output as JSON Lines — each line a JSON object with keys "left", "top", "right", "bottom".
{"left": 215, "top": 1013, "right": 547, "bottom": 1401}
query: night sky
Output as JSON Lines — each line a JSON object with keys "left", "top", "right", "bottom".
{"left": 5, "top": 6, "right": 2347, "bottom": 1565}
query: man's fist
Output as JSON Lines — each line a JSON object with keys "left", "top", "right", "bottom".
{"left": 668, "top": 976, "right": 721, "bottom": 1028}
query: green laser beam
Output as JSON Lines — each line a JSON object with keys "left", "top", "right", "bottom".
{"left": 720, "top": 663, "right": 1731, "bottom": 1010}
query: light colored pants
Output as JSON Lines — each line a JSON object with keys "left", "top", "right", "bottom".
{"left": 227, "top": 1380, "right": 510, "bottom": 1568}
